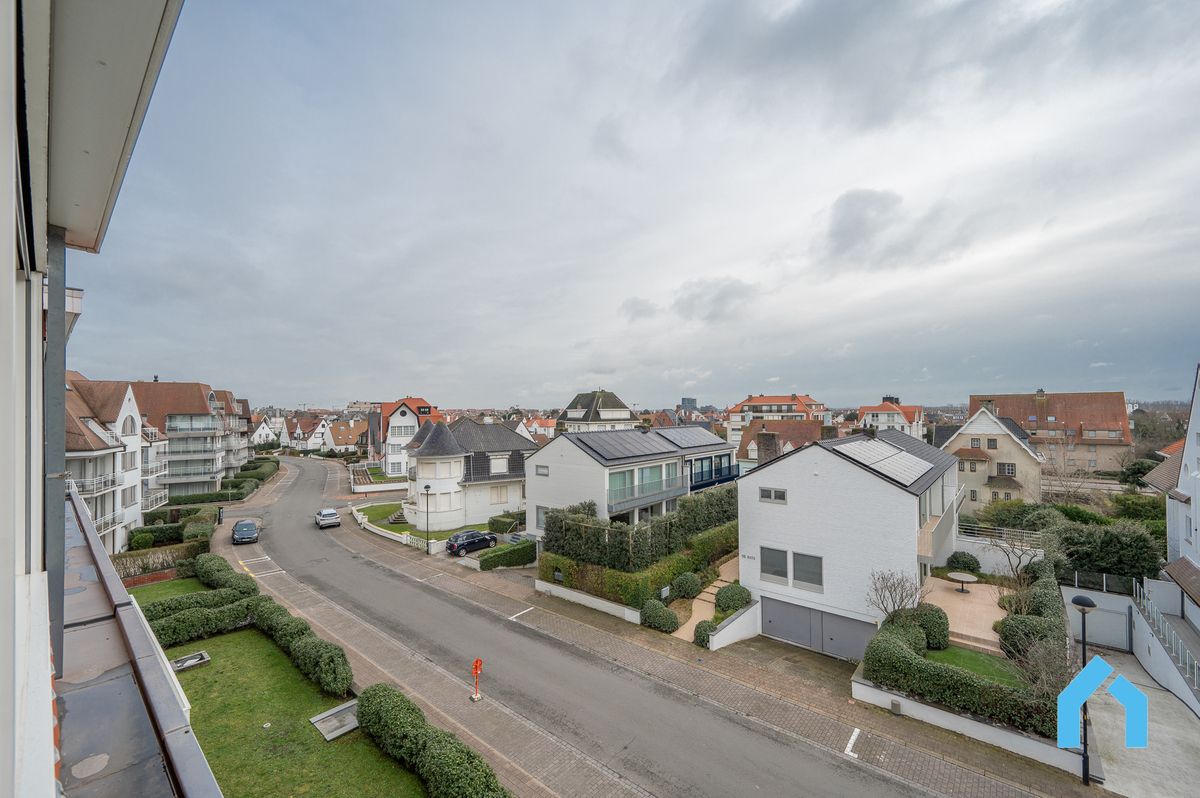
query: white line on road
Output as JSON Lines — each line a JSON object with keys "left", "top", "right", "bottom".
{"left": 508, "top": 607, "right": 534, "bottom": 621}
{"left": 252, "top": 569, "right": 285, "bottom": 578}
{"left": 239, "top": 556, "right": 271, "bottom": 564}
{"left": 845, "top": 728, "right": 861, "bottom": 759}
{"left": 417, "top": 572, "right": 442, "bottom": 583}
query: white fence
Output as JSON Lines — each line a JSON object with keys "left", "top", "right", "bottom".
{"left": 351, "top": 505, "right": 446, "bottom": 555}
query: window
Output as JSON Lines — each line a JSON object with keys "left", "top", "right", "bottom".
{"left": 388, "top": 444, "right": 406, "bottom": 455}
{"left": 536, "top": 506, "right": 548, "bottom": 529}
{"left": 969, "top": 489, "right": 977, "bottom": 502}
{"left": 389, "top": 425, "right": 402, "bottom": 437}
{"left": 991, "top": 491, "right": 999, "bottom": 500}
{"left": 1186, "top": 515, "right": 1193, "bottom": 544}
{"left": 535, "top": 464, "right": 549, "bottom": 476}
{"left": 121, "top": 416, "right": 136, "bottom": 436}
{"left": 638, "top": 464, "right": 663, "bottom": 487}
{"left": 1088, "top": 460, "right": 1097, "bottom": 469}
{"left": 958, "top": 461, "right": 964, "bottom": 471}
{"left": 969, "top": 461, "right": 977, "bottom": 472}
{"left": 1087, "top": 444, "right": 1096, "bottom": 452}
{"left": 1067, "top": 443, "right": 1077, "bottom": 451}
{"left": 1047, "top": 429, "right": 1057, "bottom": 437}
{"left": 1108, "top": 430, "right": 1119, "bottom": 438}
{"left": 970, "top": 437, "right": 981, "bottom": 448}
{"left": 1004, "top": 492, "right": 1012, "bottom": 501}
{"left": 489, "top": 485, "right": 508, "bottom": 504}
{"left": 665, "top": 498, "right": 678, "bottom": 512}
{"left": 1067, "top": 458, "right": 1077, "bottom": 466}
{"left": 997, "top": 462, "right": 1016, "bottom": 477}
{"left": 490, "top": 455, "right": 509, "bottom": 475}
{"left": 758, "top": 487, "right": 787, "bottom": 504}
{"left": 1047, "top": 415, "right": 1056, "bottom": 422}
{"left": 122, "top": 451, "right": 138, "bottom": 471}
{"left": 121, "top": 486, "right": 136, "bottom": 507}
{"left": 760, "top": 547, "right": 788, "bottom": 584}
{"left": 792, "top": 553, "right": 823, "bottom": 592}
{"left": 1087, "top": 430, "right": 1097, "bottom": 438}
{"left": 987, "top": 438, "right": 997, "bottom": 450}
{"left": 419, "top": 461, "right": 436, "bottom": 478}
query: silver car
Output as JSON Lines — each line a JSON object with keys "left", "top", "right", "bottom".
{"left": 314, "top": 508, "right": 341, "bottom": 529}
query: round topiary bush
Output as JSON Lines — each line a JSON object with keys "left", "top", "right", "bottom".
{"left": 714, "top": 583, "right": 751, "bottom": 613}
{"left": 671, "top": 571, "right": 702, "bottom": 600}
{"left": 693, "top": 620, "right": 718, "bottom": 648}
{"left": 945, "top": 551, "right": 981, "bottom": 572}
{"left": 639, "top": 599, "right": 680, "bottom": 633}
{"left": 129, "top": 533, "right": 154, "bottom": 551}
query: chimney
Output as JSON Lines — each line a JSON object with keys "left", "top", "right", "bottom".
{"left": 882, "top": 395, "right": 900, "bottom": 405}
{"left": 1035, "top": 388, "right": 1046, "bottom": 399}
{"left": 819, "top": 425, "right": 839, "bottom": 440}
{"left": 153, "top": 374, "right": 159, "bottom": 382}
{"left": 863, "top": 426, "right": 877, "bottom": 439}
{"left": 756, "top": 429, "right": 780, "bottom": 464}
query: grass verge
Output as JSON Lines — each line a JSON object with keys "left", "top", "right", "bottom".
{"left": 129, "top": 577, "right": 207, "bottom": 604}
{"left": 925, "top": 645, "right": 1024, "bottom": 687}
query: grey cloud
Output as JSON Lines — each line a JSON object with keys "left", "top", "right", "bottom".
{"left": 671, "top": 278, "right": 755, "bottom": 323}
{"left": 619, "top": 297, "right": 660, "bottom": 321}
{"left": 821, "top": 189, "right": 980, "bottom": 271}
{"left": 827, "top": 189, "right": 902, "bottom": 258}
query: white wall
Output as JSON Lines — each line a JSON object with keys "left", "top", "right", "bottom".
{"left": 1168, "top": 368, "right": 1199, "bottom": 563}
{"left": 1059, "top": 585, "right": 1132, "bottom": 651}
{"left": 463, "top": 478, "right": 525, "bottom": 527}
{"left": 1131, "top": 609, "right": 1200, "bottom": 718}
{"left": 738, "top": 446, "right": 917, "bottom": 625}
{"left": 708, "top": 601, "right": 762, "bottom": 650}
{"left": 524, "top": 437, "right": 609, "bottom": 535}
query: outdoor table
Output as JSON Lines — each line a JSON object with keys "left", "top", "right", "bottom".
{"left": 946, "top": 571, "right": 978, "bottom": 594}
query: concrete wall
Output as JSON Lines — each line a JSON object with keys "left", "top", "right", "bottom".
{"left": 525, "top": 437, "right": 608, "bottom": 534}
{"left": 738, "top": 445, "right": 916, "bottom": 626}
{"left": 949, "top": 534, "right": 1044, "bottom": 576}
{"left": 707, "top": 601, "right": 761, "bottom": 651}
{"left": 1059, "top": 585, "right": 1132, "bottom": 652}
{"left": 1131, "top": 609, "right": 1200, "bottom": 718}
{"left": 535, "top": 579, "right": 641, "bottom": 624}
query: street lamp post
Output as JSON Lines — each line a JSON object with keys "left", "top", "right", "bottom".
{"left": 423, "top": 484, "right": 431, "bottom": 556}
{"left": 1071, "top": 594, "right": 1097, "bottom": 786}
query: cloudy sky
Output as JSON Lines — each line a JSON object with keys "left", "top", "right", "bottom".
{"left": 68, "top": 0, "right": 1200, "bottom": 411}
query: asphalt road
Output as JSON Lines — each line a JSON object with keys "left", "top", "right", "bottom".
{"left": 245, "top": 456, "right": 928, "bottom": 798}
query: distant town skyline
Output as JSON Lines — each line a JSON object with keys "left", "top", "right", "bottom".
{"left": 65, "top": 1, "right": 1200, "bottom": 408}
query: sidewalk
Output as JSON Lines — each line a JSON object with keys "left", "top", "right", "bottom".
{"left": 337, "top": 524, "right": 1111, "bottom": 798}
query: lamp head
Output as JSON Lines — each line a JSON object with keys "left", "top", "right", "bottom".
{"left": 1071, "top": 595, "right": 1097, "bottom": 615}
{"left": 424, "top": 483, "right": 431, "bottom": 492}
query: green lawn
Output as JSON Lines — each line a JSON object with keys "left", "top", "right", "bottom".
{"left": 359, "top": 504, "right": 483, "bottom": 541}
{"left": 365, "top": 467, "right": 408, "bottom": 484}
{"left": 926, "top": 645, "right": 1024, "bottom": 687}
{"left": 129, "top": 577, "right": 207, "bottom": 604}
{"left": 167, "top": 629, "right": 424, "bottom": 798}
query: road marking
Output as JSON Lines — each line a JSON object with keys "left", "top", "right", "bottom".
{"left": 845, "top": 727, "right": 861, "bottom": 759}
{"left": 252, "top": 568, "right": 285, "bottom": 578}
{"left": 239, "top": 556, "right": 271, "bottom": 564}
{"left": 417, "top": 572, "right": 442, "bottom": 583}
{"left": 508, "top": 607, "right": 534, "bottom": 621}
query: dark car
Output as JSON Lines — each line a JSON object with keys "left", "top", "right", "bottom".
{"left": 444, "top": 530, "right": 497, "bottom": 557}
{"left": 231, "top": 519, "right": 260, "bottom": 545}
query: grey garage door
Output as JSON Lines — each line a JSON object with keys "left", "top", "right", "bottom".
{"left": 761, "top": 597, "right": 876, "bottom": 661}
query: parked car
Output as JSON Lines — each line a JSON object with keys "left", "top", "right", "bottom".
{"left": 315, "top": 508, "right": 341, "bottom": 529}
{"left": 231, "top": 519, "right": 260, "bottom": 545}
{"left": 445, "top": 530, "right": 497, "bottom": 557}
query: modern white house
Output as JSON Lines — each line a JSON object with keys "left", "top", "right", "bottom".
{"left": 525, "top": 426, "right": 737, "bottom": 536}
{"left": 1152, "top": 365, "right": 1200, "bottom": 580}
{"left": 381, "top": 397, "right": 442, "bottom": 476}
{"left": 294, "top": 416, "right": 330, "bottom": 451}
{"left": 736, "top": 429, "right": 961, "bottom": 660}
{"left": 402, "top": 419, "right": 538, "bottom": 532}
{"left": 555, "top": 389, "right": 640, "bottom": 433}
{"left": 937, "top": 406, "right": 1044, "bottom": 506}
{"left": 250, "top": 416, "right": 278, "bottom": 446}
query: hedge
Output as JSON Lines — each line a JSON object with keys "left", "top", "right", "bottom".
{"left": 714, "top": 583, "right": 751, "bottom": 613}
{"left": 671, "top": 571, "right": 702, "bottom": 600}
{"left": 129, "top": 533, "right": 155, "bottom": 551}
{"left": 1109, "top": 491, "right": 1166, "bottom": 521}
{"left": 945, "top": 551, "right": 980, "bottom": 572}
{"left": 150, "top": 595, "right": 265, "bottom": 647}
{"left": 1058, "top": 520, "right": 1162, "bottom": 579}
{"left": 111, "top": 540, "right": 205, "bottom": 578}
{"left": 888, "top": 603, "right": 949, "bottom": 650}
{"left": 130, "top": 523, "right": 184, "bottom": 545}
{"left": 193, "top": 553, "right": 258, "bottom": 595}
{"left": 478, "top": 540, "right": 537, "bottom": 571}
{"left": 357, "top": 684, "right": 509, "bottom": 798}
{"left": 537, "top": 522, "right": 738, "bottom": 609}
{"left": 238, "top": 460, "right": 280, "bottom": 482}
{"left": 693, "top": 620, "right": 718, "bottom": 648}
{"left": 863, "top": 623, "right": 1055, "bottom": 738}
{"left": 140, "top": 587, "right": 247, "bottom": 622}
{"left": 639, "top": 599, "right": 680, "bottom": 633}
{"left": 996, "top": 560, "right": 1068, "bottom": 658}
{"left": 486, "top": 515, "right": 521, "bottom": 535}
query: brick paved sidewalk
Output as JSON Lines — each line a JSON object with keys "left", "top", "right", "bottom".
{"left": 336, "top": 524, "right": 1114, "bottom": 798}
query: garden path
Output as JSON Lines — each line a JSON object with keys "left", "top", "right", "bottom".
{"left": 672, "top": 556, "right": 739, "bottom": 641}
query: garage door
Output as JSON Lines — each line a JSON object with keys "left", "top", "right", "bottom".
{"left": 761, "top": 597, "right": 876, "bottom": 661}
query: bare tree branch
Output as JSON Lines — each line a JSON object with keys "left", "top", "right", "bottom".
{"left": 866, "top": 569, "right": 929, "bottom": 618}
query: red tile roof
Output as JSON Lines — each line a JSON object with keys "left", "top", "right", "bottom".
{"left": 858, "top": 402, "right": 923, "bottom": 425}
{"left": 729, "top": 394, "right": 823, "bottom": 413}
{"left": 382, "top": 397, "right": 444, "bottom": 439}
{"left": 968, "top": 391, "right": 1132, "bottom": 445}
{"left": 128, "top": 381, "right": 215, "bottom": 434}
{"left": 1159, "top": 438, "right": 1186, "bottom": 458}
{"left": 64, "top": 383, "right": 122, "bottom": 453}
{"left": 736, "top": 420, "right": 825, "bottom": 461}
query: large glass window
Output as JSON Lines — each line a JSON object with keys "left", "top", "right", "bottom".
{"left": 792, "top": 553, "right": 823, "bottom": 591}
{"left": 638, "top": 464, "right": 662, "bottom": 488}
{"left": 608, "top": 469, "right": 633, "bottom": 501}
{"left": 691, "top": 457, "right": 713, "bottom": 483}
{"left": 536, "top": 506, "right": 548, "bottom": 529}
{"left": 760, "top": 547, "right": 788, "bottom": 583}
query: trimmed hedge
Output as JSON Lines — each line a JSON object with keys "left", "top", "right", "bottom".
{"left": 639, "top": 599, "right": 680, "bottom": 633}
{"left": 238, "top": 460, "right": 280, "bottom": 482}
{"left": 357, "top": 684, "right": 509, "bottom": 798}
{"left": 945, "top": 551, "right": 980, "bottom": 572}
{"left": 671, "top": 571, "right": 702, "bottom": 600}
{"left": 714, "top": 583, "right": 751, "bottom": 613}
{"left": 150, "top": 595, "right": 264, "bottom": 647}
{"left": 291, "top": 635, "right": 354, "bottom": 696}
{"left": 997, "top": 560, "right": 1068, "bottom": 658}
{"left": 193, "top": 553, "right": 258, "bottom": 595}
{"left": 486, "top": 510, "right": 528, "bottom": 535}
{"left": 888, "top": 603, "right": 949, "bottom": 650}
{"left": 111, "top": 540, "right": 205, "bottom": 578}
{"left": 863, "top": 623, "right": 1054, "bottom": 738}
{"left": 478, "top": 540, "right": 537, "bottom": 571}
{"left": 693, "top": 620, "right": 718, "bottom": 648}
{"left": 140, "top": 587, "right": 247, "bottom": 622}
{"left": 129, "top": 533, "right": 155, "bottom": 551}
{"left": 130, "top": 523, "right": 185, "bottom": 546}
{"left": 1058, "top": 520, "right": 1162, "bottom": 579}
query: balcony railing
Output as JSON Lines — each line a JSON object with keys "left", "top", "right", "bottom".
{"left": 167, "top": 443, "right": 219, "bottom": 455}
{"left": 957, "top": 521, "right": 1042, "bottom": 549}
{"left": 688, "top": 464, "right": 739, "bottom": 491}
{"left": 141, "top": 460, "right": 167, "bottom": 477}
{"left": 94, "top": 510, "right": 124, "bottom": 534}
{"left": 141, "top": 489, "right": 169, "bottom": 512}
{"left": 143, "top": 427, "right": 162, "bottom": 441}
{"left": 165, "top": 419, "right": 221, "bottom": 433}
{"left": 607, "top": 474, "right": 687, "bottom": 514}
{"left": 161, "top": 465, "right": 223, "bottom": 482}
{"left": 68, "top": 473, "right": 120, "bottom": 495}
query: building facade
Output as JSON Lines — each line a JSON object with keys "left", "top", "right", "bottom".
{"left": 856, "top": 396, "right": 926, "bottom": 440}
{"left": 130, "top": 382, "right": 227, "bottom": 498}
{"left": 381, "top": 397, "right": 443, "bottom": 476}
{"left": 727, "top": 393, "right": 833, "bottom": 449}
{"left": 555, "top": 389, "right": 640, "bottom": 433}
{"left": 938, "top": 407, "right": 1044, "bottom": 507}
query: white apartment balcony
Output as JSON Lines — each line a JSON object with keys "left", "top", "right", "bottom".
{"left": 141, "top": 489, "right": 169, "bottom": 512}
{"left": 161, "top": 464, "right": 224, "bottom": 483}
{"left": 607, "top": 474, "right": 687, "bottom": 514}
{"left": 143, "top": 426, "right": 162, "bottom": 441}
{"left": 68, "top": 473, "right": 120, "bottom": 496}
{"left": 165, "top": 419, "right": 221, "bottom": 435}
{"left": 167, "top": 443, "right": 220, "bottom": 458}
{"left": 93, "top": 509, "right": 124, "bottom": 534}
{"left": 141, "top": 460, "right": 167, "bottom": 478}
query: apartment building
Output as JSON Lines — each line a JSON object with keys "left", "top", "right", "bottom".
{"left": 969, "top": 389, "right": 1134, "bottom": 473}
{"left": 381, "top": 397, "right": 443, "bottom": 475}
{"left": 3, "top": 3, "right": 217, "bottom": 795}
{"left": 212, "top": 391, "right": 251, "bottom": 475}
{"left": 526, "top": 426, "right": 737, "bottom": 535}
{"left": 555, "top": 389, "right": 640, "bottom": 433}
{"left": 727, "top": 393, "right": 833, "bottom": 449}
{"left": 856, "top": 396, "right": 926, "bottom": 439}
{"left": 736, "top": 419, "right": 826, "bottom": 472}
{"left": 130, "top": 381, "right": 227, "bottom": 498}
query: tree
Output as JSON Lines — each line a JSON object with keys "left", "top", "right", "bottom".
{"left": 986, "top": 530, "right": 1062, "bottom": 614}
{"left": 1013, "top": 636, "right": 1074, "bottom": 699}
{"left": 866, "top": 570, "right": 928, "bottom": 618}
{"left": 1040, "top": 443, "right": 1093, "bottom": 504}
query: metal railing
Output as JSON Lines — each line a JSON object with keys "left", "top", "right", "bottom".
{"left": 93, "top": 510, "right": 124, "bottom": 534}
{"left": 68, "top": 473, "right": 120, "bottom": 495}
{"left": 143, "top": 427, "right": 161, "bottom": 441}
{"left": 141, "top": 460, "right": 167, "bottom": 477}
{"left": 163, "top": 464, "right": 223, "bottom": 479}
{"left": 957, "top": 521, "right": 1043, "bottom": 549}
{"left": 607, "top": 474, "right": 686, "bottom": 508}
{"left": 1134, "top": 582, "right": 1200, "bottom": 692}
{"left": 165, "top": 419, "right": 221, "bottom": 433}
{"left": 1060, "top": 570, "right": 1135, "bottom": 596}
{"left": 167, "top": 442, "right": 219, "bottom": 455}
{"left": 688, "top": 465, "right": 739, "bottom": 489}
{"left": 141, "top": 489, "right": 169, "bottom": 511}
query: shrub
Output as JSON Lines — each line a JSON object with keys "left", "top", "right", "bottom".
{"left": 1059, "top": 520, "right": 1163, "bottom": 578}
{"left": 945, "top": 551, "right": 980, "bottom": 572}
{"left": 863, "top": 624, "right": 1054, "bottom": 738}
{"left": 997, "top": 614, "right": 1062, "bottom": 659}
{"left": 111, "top": 540, "right": 204, "bottom": 578}
{"left": 671, "top": 571, "right": 702, "bottom": 600}
{"left": 540, "top": 550, "right": 691, "bottom": 609}
{"left": 1052, "top": 503, "right": 1112, "bottom": 526}
{"left": 1120, "top": 459, "right": 1159, "bottom": 486}
{"left": 193, "top": 553, "right": 259, "bottom": 595}
{"left": 714, "top": 583, "right": 751, "bottom": 613}
{"left": 130, "top": 523, "right": 184, "bottom": 546}
{"left": 1024, "top": 508, "right": 1067, "bottom": 531}
{"left": 693, "top": 620, "right": 718, "bottom": 648}
{"left": 487, "top": 514, "right": 519, "bottom": 535}
{"left": 238, "top": 460, "right": 280, "bottom": 482}
{"left": 141, "top": 587, "right": 246, "bottom": 622}
{"left": 129, "top": 533, "right": 155, "bottom": 551}
{"left": 1109, "top": 491, "right": 1166, "bottom": 521}
{"left": 977, "top": 499, "right": 1037, "bottom": 530}
{"left": 175, "top": 557, "right": 197, "bottom": 578}
{"left": 414, "top": 726, "right": 508, "bottom": 798}
{"left": 357, "top": 683, "right": 429, "bottom": 767}
{"left": 478, "top": 539, "right": 536, "bottom": 571}
{"left": 290, "top": 635, "right": 353, "bottom": 696}
{"left": 149, "top": 596, "right": 262, "bottom": 647}
{"left": 639, "top": 599, "right": 680, "bottom": 633}
{"left": 889, "top": 603, "right": 949, "bottom": 651}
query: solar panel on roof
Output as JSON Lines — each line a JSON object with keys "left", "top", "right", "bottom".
{"left": 655, "top": 426, "right": 722, "bottom": 448}
{"left": 873, "top": 451, "right": 934, "bottom": 486}
{"left": 838, "top": 438, "right": 901, "bottom": 466}
{"left": 577, "top": 430, "right": 676, "bottom": 461}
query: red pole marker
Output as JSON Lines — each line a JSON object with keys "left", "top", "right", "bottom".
{"left": 470, "top": 658, "right": 483, "bottom": 702}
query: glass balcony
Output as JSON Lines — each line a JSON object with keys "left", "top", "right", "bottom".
{"left": 687, "top": 464, "right": 739, "bottom": 491}
{"left": 607, "top": 474, "right": 687, "bottom": 514}
{"left": 140, "top": 460, "right": 167, "bottom": 477}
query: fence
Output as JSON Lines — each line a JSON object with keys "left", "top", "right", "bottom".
{"left": 1058, "top": 570, "right": 1135, "bottom": 596}
{"left": 957, "top": 522, "right": 1042, "bottom": 549}
{"left": 1133, "top": 581, "right": 1200, "bottom": 693}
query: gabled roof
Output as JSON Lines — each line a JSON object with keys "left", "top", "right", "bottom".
{"left": 858, "top": 402, "right": 923, "bottom": 425}
{"left": 736, "top": 420, "right": 825, "bottom": 461}
{"left": 1159, "top": 439, "right": 1186, "bottom": 459}
{"left": 559, "top": 426, "right": 732, "bottom": 466}
{"left": 1143, "top": 456, "right": 1181, "bottom": 494}
{"left": 942, "top": 407, "right": 1041, "bottom": 461}
{"left": 128, "top": 381, "right": 215, "bottom": 434}
{"left": 1164, "top": 557, "right": 1200, "bottom": 608}
{"left": 931, "top": 424, "right": 961, "bottom": 449}
{"left": 328, "top": 420, "right": 368, "bottom": 447}
{"left": 65, "top": 382, "right": 123, "bottom": 453}
{"left": 68, "top": 377, "right": 130, "bottom": 424}
{"left": 729, "top": 393, "right": 824, "bottom": 413}
{"left": 969, "top": 390, "right": 1131, "bottom": 445}
{"left": 556, "top": 390, "right": 635, "bottom": 424}
{"left": 816, "top": 429, "right": 958, "bottom": 496}
{"left": 381, "top": 397, "right": 444, "bottom": 436}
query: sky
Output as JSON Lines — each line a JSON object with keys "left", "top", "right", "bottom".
{"left": 67, "top": 0, "right": 1200, "bottom": 411}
